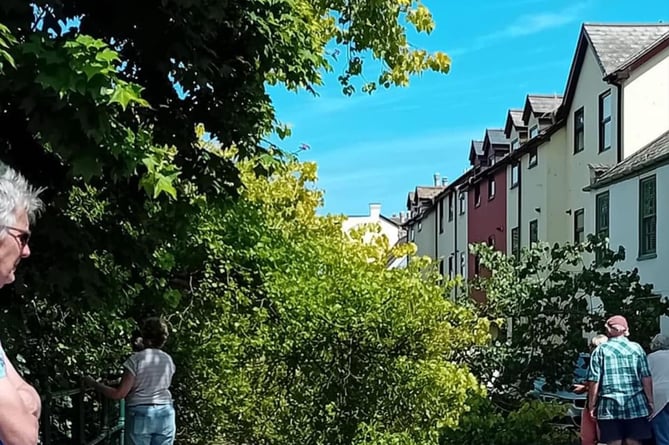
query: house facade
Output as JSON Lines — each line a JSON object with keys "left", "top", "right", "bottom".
{"left": 402, "top": 22, "right": 669, "bottom": 309}
{"left": 587, "top": 130, "right": 669, "bottom": 330}
{"left": 468, "top": 130, "right": 509, "bottom": 274}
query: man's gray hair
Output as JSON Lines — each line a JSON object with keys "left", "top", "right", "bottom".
{"left": 0, "top": 164, "right": 44, "bottom": 228}
{"left": 651, "top": 334, "right": 669, "bottom": 352}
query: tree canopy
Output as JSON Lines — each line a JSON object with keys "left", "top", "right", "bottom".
{"left": 0, "top": 2, "right": 469, "bottom": 444}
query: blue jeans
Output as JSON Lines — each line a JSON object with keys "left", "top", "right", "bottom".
{"left": 125, "top": 404, "right": 176, "bottom": 445}
{"left": 653, "top": 403, "right": 669, "bottom": 445}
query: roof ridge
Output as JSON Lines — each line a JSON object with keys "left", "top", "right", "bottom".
{"left": 584, "top": 22, "right": 669, "bottom": 27}
{"left": 527, "top": 93, "right": 564, "bottom": 98}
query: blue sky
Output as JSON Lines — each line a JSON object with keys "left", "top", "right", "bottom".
{"left": 269, "top": 0, "right": 668, "bottom": 217}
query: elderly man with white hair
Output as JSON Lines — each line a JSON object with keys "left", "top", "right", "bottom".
{"left": 588, "top": 315, "right": 654, "bottom": 445}
{"left": 0, "top": 165, "right": 44, "bottom": 445}
{"left": 648, "top": 333, "right": 669, "bottom": 445}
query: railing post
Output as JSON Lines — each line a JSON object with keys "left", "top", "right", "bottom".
{"left": 72, "top": 381, "right": 85, "bottom": 444}
{"left": 101, "top": 396, "right": 110, "bottom": 444}
{"left": 118, "top": 399, "right": 125, "bottom": 445}
{"left": 40, "top": 392, "right": 52, "bottom": 445}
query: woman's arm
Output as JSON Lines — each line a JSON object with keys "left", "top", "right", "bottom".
{"left": 84, "top": 370, "right": 135, "bottom": 400}
{"left": 0, "top": 354, "right": 39, "bottom": 445}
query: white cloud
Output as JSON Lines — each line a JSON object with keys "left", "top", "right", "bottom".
{"left": 450, "top": 1, "right": 590, "bottom": 56}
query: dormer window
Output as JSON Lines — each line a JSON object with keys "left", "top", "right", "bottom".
{"left": 529, "top": 125, "right": 539, "bottom": 139}
{"left": 511, "top": 138, "right": 520, "bottom": 151}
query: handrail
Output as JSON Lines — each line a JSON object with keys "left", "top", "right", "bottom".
{"left": 40, "top": 379, "right": 125, "bottom": 445}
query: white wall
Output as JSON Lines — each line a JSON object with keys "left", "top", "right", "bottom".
{"left": 605, "top": 163, "right": 669, "bottom": 332}
{"left": 342, "top": 203, "right": 401, "bottom": 248}
{"left": 622, "top": 45, "right": 669, "bottom": 157}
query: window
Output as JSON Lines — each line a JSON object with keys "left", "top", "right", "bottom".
{"left": 488, "top": 177, "right": 496, "bottom": 200}
{"left": 511, "top": 227, "right": 520, "bottom": 258}
{"left": 439, "top": 200, "right": 444, "bottom": 234}
{"left": 410, "top": 227, "right": 415, "bottom": 242}
{"left": 418, "top": 222, "right": 422, "bottom": 232}
{"left": 448, "top": 193, "right": 454, "bottom": 221}
{"left": 511, "top": 163, "right": 519, "bottom": 188}
{"left": 574, "top": 107, "right": 584, "bottom": 153}
{"left": 459, "top": 192, "right": 466, "bottom": 214}
{"left": 511, "top": 138, "right": 520, "bottom": 151}
{"left": 574, "top": 209, "right": 585, "bottom": 243}
{"left": 474, "top": 184, "right": 481, "bottom": 207}
{"left": 460, "top": 252, "right": 466, "bottom": 276}
{"left": 528, "top": 148, "right": 538, "bottom": 168}
{"left": 438, "top": 259, "right": 444, "bottom": 281}
{"left": 490, "top": 156, "right": 496, "bottom": 166}
{"left": 529, "top": 219, "right": 538, "bottom": 244}
{"left": 487, "top": 235, "right": 495, "bottom": 247}
{"left": 599, "top": 91, "right": 612, "bottom": 152}
{"left": 529, "top": 125, "right": 539, "bottom": 139}
{"left": 474, "top": 255, "right": 481, "bottom": 276}
{"left": 596, "top": 191, "right": 609, "bottom": 239}
{"left": 448, "top": 255, "right": 454, "bottom": 279}
{"left": 639, "top": 176, "right": 656, "bottom": 257}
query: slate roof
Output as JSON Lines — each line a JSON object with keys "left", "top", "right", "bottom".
{"left": 415, "top": 186, "right": 445, "bottom": 201}
{"left": 509, "top": 110, "right": 524, "bottom": 128}
{"left": 504, "top": 109, "right": 525, "bottom": 137}
{"left": 584, "top": 23, "right": 669, "bottom": 75}
{"left": 486, "top": 129, "right": 510, "bottom": 146}
{"left": 471, "top": 140, "right": 484, "bottom": 156}
{"left": 590, "top": 130, "right": 669, "bottom": 189}
{"left": 522, "top": 94, "right": 562, "bottom": 123}
{"left": 528, "top": 94, "right": 563, "bottom": 114}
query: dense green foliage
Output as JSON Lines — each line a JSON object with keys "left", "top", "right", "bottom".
{"left": 0, "top": 3, "right": 597, "bottom": 443}
{"left": 467, "top": 237, "right": 668, "bottom": 403}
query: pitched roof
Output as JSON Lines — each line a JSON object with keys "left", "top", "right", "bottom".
{"left": 584, "top": 23, "right": 669, "bottom": 76}
{"left": 589, "top": 130, "right": 669, "bottom": 189}
{"left": 563, "top": 23, "right": 669, "bottom": 116}
{"left": 486, "top": 129, "right": 509, "bottom": 147}
{"left": 504, "top": 109, "right": 525, "bottom": 138}
{"left": 468, "top": 140, "right": 484, "bottom": 163}
{"left": 472, "top": 140, "right": 484, "bottom": 156}
{"left": 415, "top": 186, "right": 445, "bottom": 201}
{"left": 522, "top": 94, "right": 562, "bottom": 123}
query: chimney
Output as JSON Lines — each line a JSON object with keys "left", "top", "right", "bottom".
{"left": 434, "top": 172, "right": 441, "bottom": 186}
{"left": 441, "top": 177, "right": 448, "bottom": 186}
{"left": 369, "top": 203, "right": 381, "bottom": 221}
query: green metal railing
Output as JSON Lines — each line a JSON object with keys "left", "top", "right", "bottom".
{"left": 40, "top": 379, "right": 125, "bottom": 445}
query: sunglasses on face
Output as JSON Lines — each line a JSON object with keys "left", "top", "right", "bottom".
{"left": 2, "top": 225, "right": 31, "bottom": 249}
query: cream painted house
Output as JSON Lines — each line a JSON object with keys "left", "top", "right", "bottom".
{"left": 402, "top": 174, "right": 470, "bottom": 294}
{"left": 504, "top": 95, "right": 566, "bottom": 251}
{"left": 560, "top": 24, "right": 669, "bottom": 245}
{"left": 507, "top": 23, "right": 669, "bottom": 253}
{"left": 404, "top": 182, "right": 446, "bottom": 260}
{"left": 435, "top": 175, "right": 470, "bottom": 285}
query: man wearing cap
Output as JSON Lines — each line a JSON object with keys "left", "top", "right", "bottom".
{"left": 588, "top": 315, "right": 654, "bottom": 445}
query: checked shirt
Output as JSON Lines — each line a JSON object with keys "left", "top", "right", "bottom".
{"left": 588, "top": 336, "right": 651, "bottom": 419}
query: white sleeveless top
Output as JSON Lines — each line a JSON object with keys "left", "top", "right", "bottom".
{"left": 123, "top": 348, "right": 175, "bottom": 406}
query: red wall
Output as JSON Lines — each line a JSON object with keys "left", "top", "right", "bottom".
{"left": 468, "top": 166, "right": 507, "bottom": 300}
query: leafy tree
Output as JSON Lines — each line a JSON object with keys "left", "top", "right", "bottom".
{"left": 466, "top": 236, "right": 668, "bottom": 404}
{"left": 440, "top": 399, "right": 573, "bottom": 445}
{"left": 0, "top": 2, "right": 452, "bottom": 442}
{"left": 168, "top": 156, "right": 491, "bottom": 444}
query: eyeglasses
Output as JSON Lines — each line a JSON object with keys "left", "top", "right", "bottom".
{"left": 2, "top": 225, "right": 31, "bottom": 249}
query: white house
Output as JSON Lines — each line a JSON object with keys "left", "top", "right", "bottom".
{"left": 343, "top": 203, "right": 408, "bottom": 268}
{"left": 586, "top": 130, "right": 669, "bottom": 331}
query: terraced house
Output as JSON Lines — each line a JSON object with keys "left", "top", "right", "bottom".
{"left": 403, "top": 22, "right": 669, "bottom": 303}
